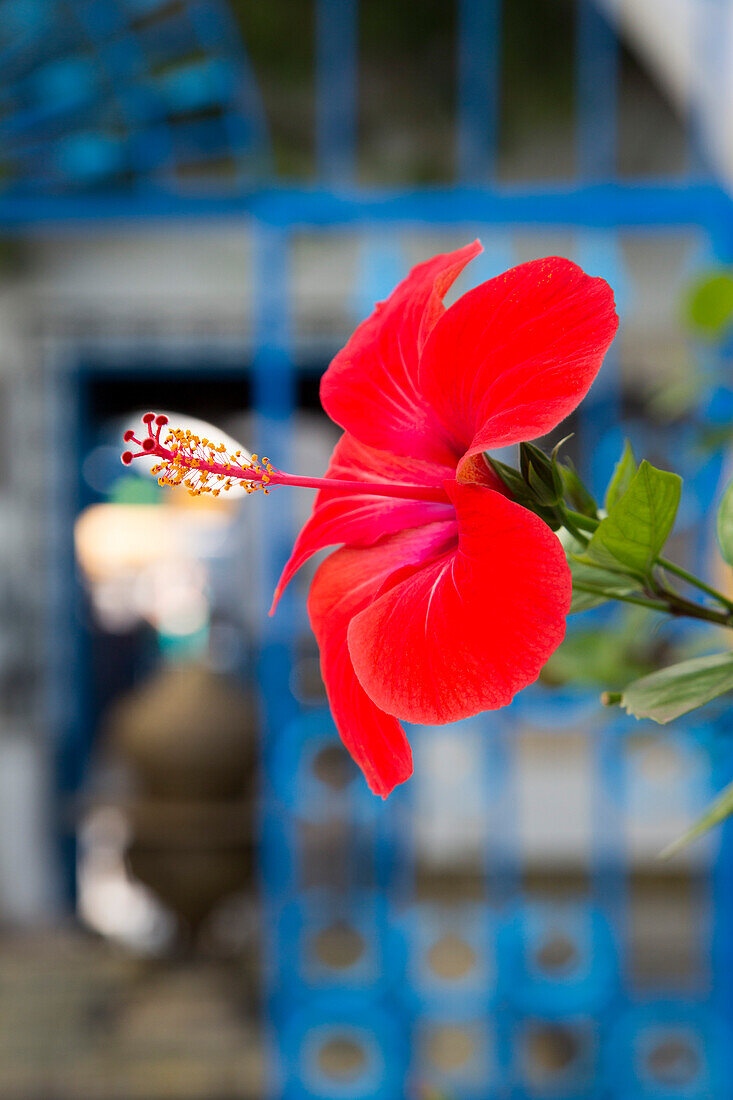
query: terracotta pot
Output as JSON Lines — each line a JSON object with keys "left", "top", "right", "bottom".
{"left": 105, "top": 662, "right": 256, "bottom": 800}
{"left": 126, "top": 842, "right": 253, "bottom": 931}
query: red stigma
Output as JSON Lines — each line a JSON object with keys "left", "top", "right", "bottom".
{"left": 119, "top": 412, "right": 268, "bottom": 498}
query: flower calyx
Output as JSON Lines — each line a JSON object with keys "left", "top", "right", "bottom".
{"left": 485, "top": 439, "right": 597, "bottom": 534}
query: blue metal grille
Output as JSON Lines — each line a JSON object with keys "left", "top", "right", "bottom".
{"left": 26, "top": 0, "right": 733, "bottom": 1096}
{"left": 0, "top": 0, "right": 270, "bottom": 194}
{"left": 252, "top": 216, "right": 733, "bottom": 1095}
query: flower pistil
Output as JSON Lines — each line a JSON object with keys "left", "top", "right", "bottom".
{"left": 121, "top": 412, "right": 450, "bottom": 504}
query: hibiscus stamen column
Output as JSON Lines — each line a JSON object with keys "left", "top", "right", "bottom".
{"left": 122, "top": 413, "right": 451, "bottom": 505}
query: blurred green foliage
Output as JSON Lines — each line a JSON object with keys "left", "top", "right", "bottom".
{"left": 228, "top": 0, "right": 641, "bottom": 182}
{"left": 717, "top": 477, "right": 733, "bottom": 566}
{"left": 232, "top": 0, "right": 315, "bottom": 176}
{"left": 541, "top": 607, "right": 663, "bottom": 689}
{"left": 611, "top": 652, "right": 733, "bottom": 724}
{"left": 685, "top": 271, "right": 733, "bottom": 337}
{"left": 110, "top": 476, "right": 163, "bottom": 505}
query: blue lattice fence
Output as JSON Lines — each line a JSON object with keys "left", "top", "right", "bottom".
{"left": 0, "top": 0, "right": 269, "bottom": 192}
{"left": 13, "top": 0, "right": 733, "bottom": 1096}
{"left": 254, "top": 216, "right": 733, "bottom": 1096}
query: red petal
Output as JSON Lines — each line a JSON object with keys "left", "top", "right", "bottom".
{"left": 347, "top": 481, "right": 571, "bottom": 725}
{"left": 270, "top": 432, "right": 455, "bottom": 613}
{"left": 320, "top": 241, "right": 482, "bottom": 464}
{"left": 309, "top": 522, "right": 457, "bottom": 797}
{"left": 418, "top": 256, "right": 618, "bottom": 466}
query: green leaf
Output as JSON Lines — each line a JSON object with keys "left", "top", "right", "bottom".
{"left": 527, "top": 463, "right": 559, "bottom": 505}
{"left": 614, "top": 652, "right": 733, "bottom": 723}
{"left": 484, "top": 454, "right": 530, "bottom": 501}
{"left": 559, "top": 531, "right": 640, "bottom": 612}
{"left": 661, "top": 779, "right": 733, "bottom": 858}
{"left": 686, "top": 271, "right": 733, "bottom": 336}
{"left": 568, "top": 573, "right": 639, "bottom": 613}
{"left": 716, "top": 478, "right": 733, "bottom": 567}
{"left": 604, "top": 440, "right": 637, "bottom": 512}
{"left": 550, "top": 434, "right": 574, "bottom": 463}
{"left": 518, "top": 442, "right": 564, "bottom": 506}
{"left": 484, "top": 451, "right": 561, "bottom": 526}
{"left": 583, "top": 460, "right": 681, "bottom": 579}
{"left": 568, "top": 565, "right": 639, "bottom": 613}
{"left": 559, "top": 459, "right": 598, "bottom": 518}
{"left": 542, "top": 607, "right": 657, "bottom": 688}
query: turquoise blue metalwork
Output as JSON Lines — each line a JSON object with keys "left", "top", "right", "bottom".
{"left": 28, "top": 0, "right": 733, "bottom": 1097}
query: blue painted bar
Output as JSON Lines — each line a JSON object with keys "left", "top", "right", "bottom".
{"left": 25, "top": 1, "right": 733, "bottom": 1094}
{"left": 0, "top": 0, "right": 270, "bottom": 194}
{"left": 251, "top": 222, "right": 297, "bottom": 717}
{"left": 315, "top": 0, "right": 358, "bottom": 183}
{"left": 457, "top": 0, "right": 501, "bottom": 182}
{"left": 0, "top": 179, "right": 729, "bottom": 230}
{"left": 576, "top": 0, "right": 618, "bottom": 180}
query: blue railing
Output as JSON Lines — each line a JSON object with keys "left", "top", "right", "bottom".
{"left": 0, "top": 0, "right": 270, "bottom": 194}
{"left": 27, "top": 1, "right": 733, "bottom": 1097}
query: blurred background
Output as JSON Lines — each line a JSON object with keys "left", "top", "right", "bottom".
{"left": 1, "top": 0, "right": 733, "bottom": 1097}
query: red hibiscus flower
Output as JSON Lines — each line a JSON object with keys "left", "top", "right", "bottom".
{"left": 271, "top": 242, "right": 618, "bottom": 796}
{"left": 122, "top": 242, "right": 618, "bottom": 798}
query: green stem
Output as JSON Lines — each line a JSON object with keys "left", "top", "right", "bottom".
{"left": 573, "top": 580, "right": 733, "bottom": 627}
{"left": 572, "top": 582, "right": 670, "bottom": 614}
{"left": 656, "top": 557, "right": 733, "bottom": 612}
{"left": 563, "top": 509, "right": 733, "bottom": 612}
{"left": 649, "top": 582, "right": 733, "bottom": 627}
{"left": 565, "top": 509, "right": 599, "bottom": 533}
{"left": 557, "top": 508, "right": 590, "bottom": 546}
{"left": 674, "top": 601, "right": 733, "bottom": 627}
